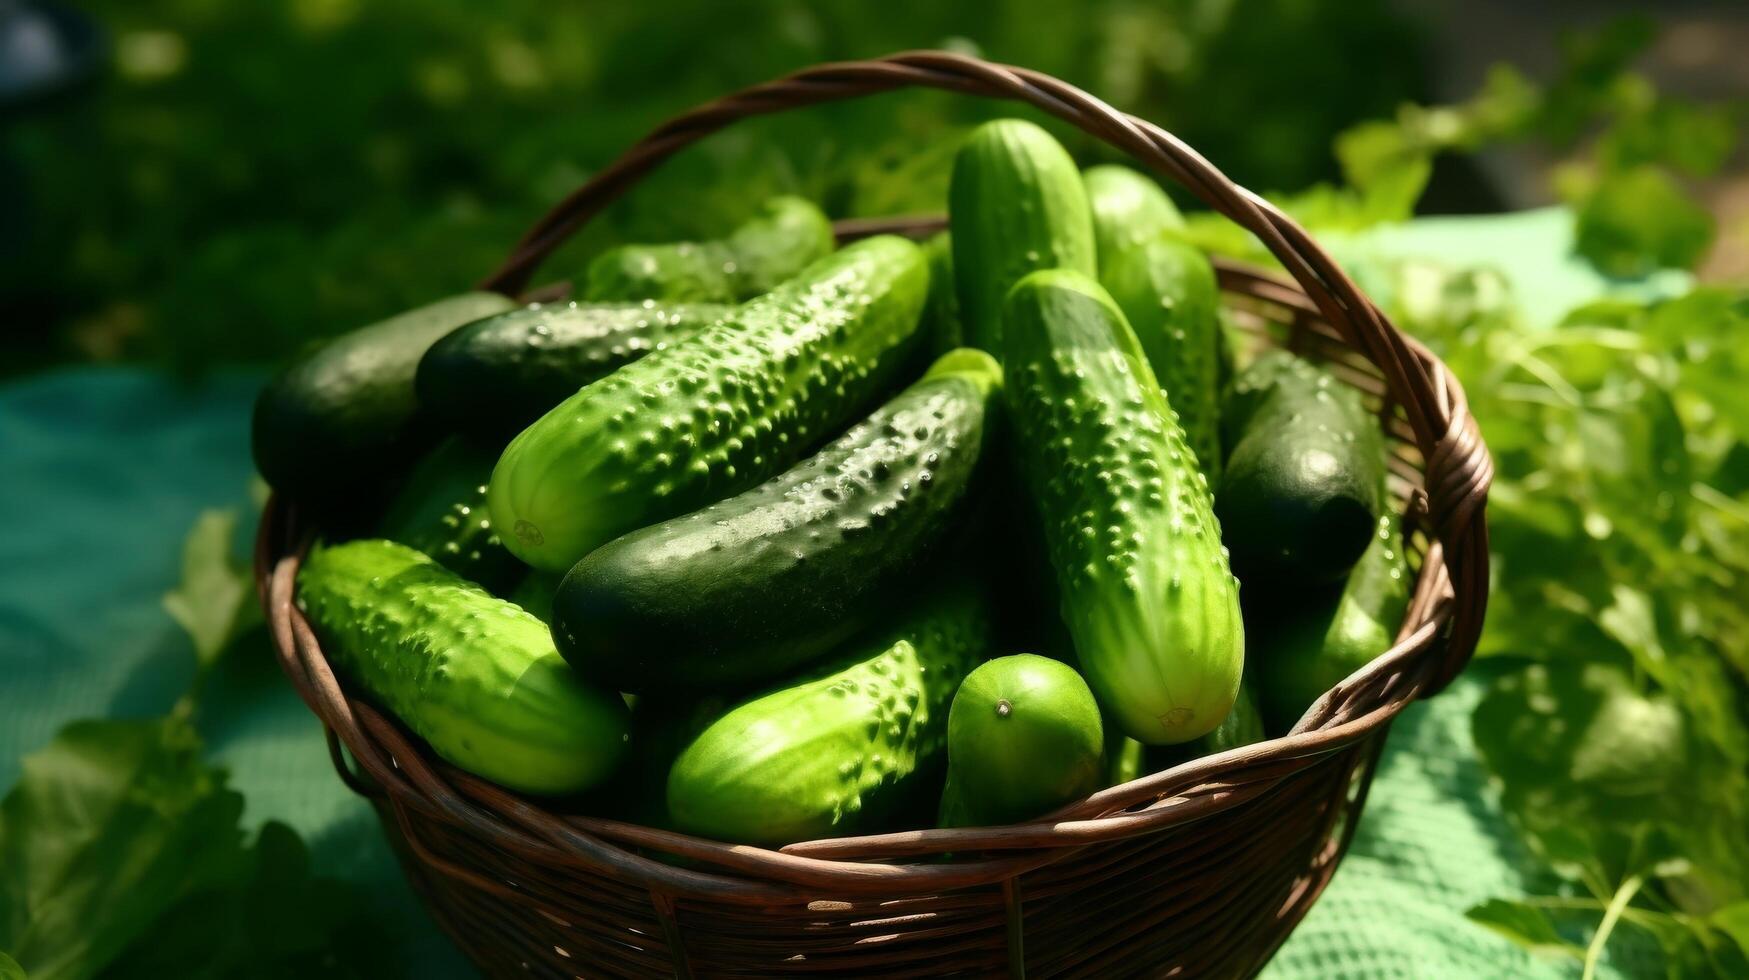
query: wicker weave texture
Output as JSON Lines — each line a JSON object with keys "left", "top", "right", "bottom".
{"left": 255, "top": 51, "right": 1492, "bottom": 979}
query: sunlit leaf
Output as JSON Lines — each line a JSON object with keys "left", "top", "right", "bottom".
{"left": 1465, "top": 899, "right": 1585, "bottom": 960}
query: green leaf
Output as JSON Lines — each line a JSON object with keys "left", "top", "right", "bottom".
{"left": 1574, "top": 165, "right": 1714, "bottom": 277}
{"left": 103, "top": 823, "right": 394, "bottom": 980}
{"left": 1, "top": 952, "right": 25, "bottom": 980}
{"left": 161, "top": 509, "right": 257, "bottom": 670}
{"left": 0, "top": 718, "right": 246, "bottom": 980}
{"left": 1465, "top": 899, "right": 1586, "bottom": 960}
{"left": 1713, "top": 903, "right": 1749, "bottom": 961}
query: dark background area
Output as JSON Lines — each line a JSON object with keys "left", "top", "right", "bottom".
{"left": 4, "top": 0, "right": 1741, "bottom": 379}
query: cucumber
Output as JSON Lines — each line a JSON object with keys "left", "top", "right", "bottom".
{"left": 1197, "top": 678, "right": 1265, "bottom": 753}
{"left": 1082, "top": 164, "right": 1186, "bottom": 272}
{"left": 252, "top": 292, "right": 514, "bottom": 508}
{"left": 666, "top": 583, "right": 994, "bottom": 845}
{"left": 581, "top": 196, "right": 834, "bottom": 303}
{"left": 378, "top": 436, "right": 526, "bottom": 595}
{"left": 1098, "top": 234, "right": 1225, "bottom": 485}
{"left": 553, "top": 349, "right": 1002, "bottom": 693}
{"left": 1002, "top": 270, "right": 1243, "bottom": 745}
{"left": 295, "top": 539, "right": 629, "bottom": 795}
{"left": 1251, "top": 509, "right": 1410, "bottom": 732}
{"left": 921, "top": 232, "right": 965, "bottom": 357}
{"left": 937, "top": 654, "right": 1104, "bottom": 827}
{"left": 490, "top": 235, "right": 929, "bottom": 572}
{"left": 1218, "top": 350, "right": 1386, "bottom": 584}
{"left": 949, "top": 119, "right": 1096, "bottom": 355}
{"left": 1104, "top": 728, "right": 1147, "bottom": 787}
{"left": 417, "top": 301, "right": 732, "bottom": 436}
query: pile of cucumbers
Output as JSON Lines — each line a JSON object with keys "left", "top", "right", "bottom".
{"left": 253, "top": 119, "right": 1408, "bottom": 845}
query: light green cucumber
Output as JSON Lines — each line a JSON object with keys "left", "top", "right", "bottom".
{"left": 949, "top": 119, "right": 1096, "bottom": 355}
{"left": 295, "top": 539, "right": 628, "bottom": 795}
{"left": 1082, "top": 164, "right": 1186, "bottom": 272}
{"left": 582, "top": 196, "right": 834, "bottom": 303}
{"left": 1098, "top": 234, "right": 1224, "bottom": 484}
{"left": 490, "top": 235, "right": 930, "bottom": 571}
{"left": 666, "top": 583, "right": 993, "bottom": 845}
{"left": 1003, "top": 270, "right": 1243, "bottom": 745}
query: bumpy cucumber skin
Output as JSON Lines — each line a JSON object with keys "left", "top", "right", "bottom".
{"left": 417, "top": 301, "right": 732, "bottom": 436}
{"left": 938, "top": 654, "right": 1104, "bottom": 827}
{"left": 1218, "top": 350, "right": 1386, "bottom": 584}
{"left": 1100, "top": 235, "right": 1224, "bottom": 485}
{"left": 252, "top": 292, "right": 514, "bottom": 507}
{"left": 295, "top": 539, "right": 629, "bottom": 795}
{"left": 666, "top": 584, "right": 993, "bottom": 845}
{"left": 1082, "top": 164, "right": 1186, "bottom": 274}
{"left": 1003, "top": 270, "right": 1243, "bottom": 745}
{"left": 581, "top": 196, "right": 834, "bottom": 303}
{"left": 490, "top": 236, "right": 930, "bottom": 572}
{"left": 922, "top": 232, "right": 966, "bottom": 357}
{"left": 950, "top": 120, "right": 1097, "bottom": 355}
{"left": 378, "top": 437, "right": 527, "bottom": 595}
{"left": 554, "top": 349, "right": 1002, "bottom": 693}
{"left": 1252, "top": 510, "right": 1410, "bottom": 732}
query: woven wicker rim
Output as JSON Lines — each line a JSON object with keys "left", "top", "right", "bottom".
{"left": 256, "top": 50, "right": 1491, "bottom": 904}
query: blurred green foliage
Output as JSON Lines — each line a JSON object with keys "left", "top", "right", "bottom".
{"left": 2, "top": 0, "right": 1428, "bottom": 371}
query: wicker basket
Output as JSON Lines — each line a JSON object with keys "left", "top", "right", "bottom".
{"left": 255, "top": 51, "right": 1491, "bottom": 979}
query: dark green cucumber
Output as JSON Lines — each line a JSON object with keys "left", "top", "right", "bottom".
{"left": 1218, "top": 350, "right": 1386, "bottom": 583}
{"left": 490, "top": 235, "right": 930, "bottom": 571}
{"left": 922, "top": 232, "right": 966, "bottom": 357}
{"left": 417, "top": 301, "right": 732, "bottom": 436}
{"left": 378, "top": 436, "right": 527, "bottom": 595}
{"left": 553, "top": 349, "right": 1002, "bottom": 693}
{"left": 949, "top": 119, "right": 1096, "bottom": 355}
{"left": 252, "top": 292, "right": 514, "bottom": 507}
{"left": 1085, "top": 163, "right": 1219, "bottom": 480}
{"left": 581, "top": 196, "right": 834, "bottom": 303}
{"left": 1003, "top": 270, "right": 1243, "bottom": 745}
{"left": 938, "top": 654, "right": 1104, "bottom": 827}
{"left": 295, "top": 539, "right": 628, "bottom": 795}
{"left": 1251, "top": 509, "right": 1410, "bottom": 732}
{"left": 666, "top": 583, "right": 994, "bottom": 844}
{"left": 1082, "top": 164, "right": 1186, "bottom": 273}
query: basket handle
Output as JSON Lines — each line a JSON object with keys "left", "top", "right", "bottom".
{"left": 480, "top": 49, "right": 1491, "bottom": 691}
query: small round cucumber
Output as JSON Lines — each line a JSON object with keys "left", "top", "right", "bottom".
{"left": 296, "top": 539, "right": 628, "bottom": 795}
{"left": 666, "top": 583, "right": 993, "bottom": 845}
{"left": 252, "top": 292, "right": 514, "bottom": 508}
{"left": 937, "top": 654, "right": 1104, "bottom": 827}
{"left": 553, "top": 348, "right": 1002, "bottom": 693}
{"left": 582, "top": 196, "right": 834, "bottom": 303}
{"left": 1218, "top": 350, "right": 1386, "bottom": 584}
{"left": 416, "top": 301, "right": 732, "bottom": 437}
{"left": 1002, "top": 269, "right": 1244, "bottom": 745}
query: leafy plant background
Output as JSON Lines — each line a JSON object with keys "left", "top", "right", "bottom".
{"left": 2, "top": 1, "right": 1747, "bottom": 978}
